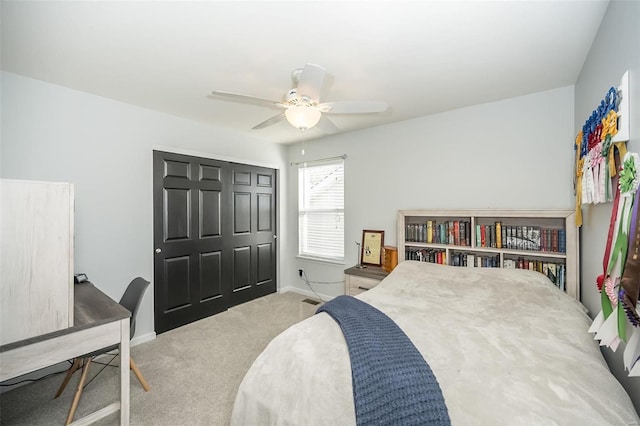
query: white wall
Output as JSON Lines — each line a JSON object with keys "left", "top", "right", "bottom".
{"left": 284, "top": 86, "right": 575, "bottom": 299}
{"left": 0, "top": 71, "right": 290, "bottom": 343}
{"left": 574, "top": 0, "right": 640, "bottom": 412}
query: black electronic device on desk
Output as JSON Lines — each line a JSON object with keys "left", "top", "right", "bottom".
{"left": 74, "top": 273, "right": 89, "bottom": 284}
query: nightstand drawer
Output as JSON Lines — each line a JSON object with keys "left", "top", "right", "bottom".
{"left": 347, "top": 275, "right": 382, "bottom": 296}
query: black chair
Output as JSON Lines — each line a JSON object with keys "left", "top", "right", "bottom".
{"left": 55, "top": 277, "right": 151, "bottom": 425}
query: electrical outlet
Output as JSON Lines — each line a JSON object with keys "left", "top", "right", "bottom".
{"left": 298, "top": 269, "right": 303, "bottom": 277}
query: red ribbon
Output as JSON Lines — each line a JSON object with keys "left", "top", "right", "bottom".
{"left": 600, "top": 172, "right": 621, "bottom": 286}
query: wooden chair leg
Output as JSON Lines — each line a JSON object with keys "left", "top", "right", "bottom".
{"left": 54, "top": 358, "right": 82, "bottom": 398}
{"left": 65, "top": 358, "right": 92, "bottom": 425}
{"left": 129, "top": 357, "right": 150, "bottom": 391}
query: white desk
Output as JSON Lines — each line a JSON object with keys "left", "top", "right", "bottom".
{"left": 0, "top": 283, "right": 131, "bottom": 425}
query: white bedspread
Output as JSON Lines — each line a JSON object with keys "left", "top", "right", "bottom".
{"left": 231, "top": 261, "right": 639, "bottom": 425}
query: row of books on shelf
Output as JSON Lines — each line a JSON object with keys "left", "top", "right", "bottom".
{"left": 406, "top": 221, "right": 473, "bottom": 246}
{"left": 404, "top": 248, "right": 566, "bottom": 291}
{"left": 405, "top": 221, "right": 566, "bottom": 253}
{"left": 479, "top": 223, "right": 566, "bottom": 253}
{"left": 504, "top": 258, "right": 566, "bottom": 292}
{"left": 406, "top": 248, "right": 500, "bottom": 267}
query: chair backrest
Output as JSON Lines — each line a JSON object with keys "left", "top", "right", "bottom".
{"left": 118, "top": 277, "right": 151, "bottom": 339}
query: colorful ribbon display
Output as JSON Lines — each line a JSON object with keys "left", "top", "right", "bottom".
{"left": 574, "top": 87, "right": 621, "bottom": 226}
{"left": 581, "top": 84, "right": 639, "bottom": 377}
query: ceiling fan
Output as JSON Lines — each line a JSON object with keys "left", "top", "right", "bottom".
{"left": 210, "top": 63, "right": 388, "bottom": 132}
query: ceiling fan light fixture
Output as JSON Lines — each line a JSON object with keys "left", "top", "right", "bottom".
{"left": 285, "top": 105, "right": 322, "bottom": 130}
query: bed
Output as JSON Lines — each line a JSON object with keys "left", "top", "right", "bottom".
{"left": 231, "top": 261, "right": 640, "bottom": 425}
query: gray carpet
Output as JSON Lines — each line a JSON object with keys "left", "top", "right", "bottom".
{"left": 0, "top": 292, "right": 318, "bottom": 426}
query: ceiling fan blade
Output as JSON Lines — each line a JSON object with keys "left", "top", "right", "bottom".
{"left": 296, "top": 64, "right": 326, "bottom": 101}
{"left": 210, "top": 91, "right": 285, "bottom": 108}
{"left": 316, "top": 116, "right": 340, "bottom": 134}
{"left": 252, "top": 113, "right": 286, "bottom": 130}
{"left": 319, "top": 100, "right": 387, "bottom": 114}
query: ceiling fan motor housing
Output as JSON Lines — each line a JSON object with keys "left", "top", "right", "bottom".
{"left": 286, "top": 88, "right": 298, "bottom": 103}
{"left": 285, "top": 89, "right": 315, "bottom": 107}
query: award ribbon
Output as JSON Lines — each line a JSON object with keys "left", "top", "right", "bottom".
{"left": 599, "top": 180, "right": 621, "bottom": 320}
{"left": 619, "top": 155, "right": 640, "bottom": 327}
{"left": 575, "top": 131, "right": 584, "bottom": 226}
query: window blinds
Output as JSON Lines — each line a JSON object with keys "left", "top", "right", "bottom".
{"left": 298, "top": 161, "right": 344, "bottom": 261}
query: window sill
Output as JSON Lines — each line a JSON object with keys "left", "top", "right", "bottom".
{"left": 296, "top": 255, "right": 345, "bottom": 267}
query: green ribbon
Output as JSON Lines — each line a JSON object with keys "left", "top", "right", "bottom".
{"left": 602, "top": 282, "right": 613, "bottom": 319}
{"left": 608, "top": 198, "right": 629, "bottom": 275}
{"left": 619, "top": 155, "right": 637, "bottom": 194}
{"left": 618, "top": 302, "right": 627, "bottom": 342}
{"left": 601, "top": 134, "right": 612, "bottom": 157}
{"left": 601, "top": 135, "right": 613, "bottom": 201}
{"left": 606, "top": 153, "right": 638, "bottom": 342}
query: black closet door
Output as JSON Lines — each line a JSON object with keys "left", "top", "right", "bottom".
{"left": 153, "top": 150, "right": 277, "bottom": 334}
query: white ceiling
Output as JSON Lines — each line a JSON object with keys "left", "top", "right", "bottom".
{"left": 1, "top": 1, "right": 609, "bottom": 144}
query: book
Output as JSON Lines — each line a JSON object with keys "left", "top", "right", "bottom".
{"left": 502, "top": 225, "right": 507, "bottom": 250}
{"left": 445, "top": 224, "right": 450, "bottom": 244}
{"left": 558, "top": 229, "right": 566, "bottom": 253}
{"left": 495, "top": 221, "right": 502, "bottom": 248}
{"left": 547, "top": 263, "right": 557, "bottom": 286}
{"left": 427, "top": 220, "right": 433, "bottom": 243}
{"left": 465, "top": 221, "right": 471, "bottom": 246}
{"left": 454, "top": 221, "right": 460, "bottom": 246}
{"left": 467, "top": 254, "right": 475, "bottom": 267}
{"left": 489, "top": 224, "right": 495, "bottom": 248}
{"left": 530, "top": 227, "right": 541, "bottom": 251}
{"left": 516, "top": 226, "right": 523, "bottom": 249}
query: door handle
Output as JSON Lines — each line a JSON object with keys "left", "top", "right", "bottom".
{"left": 155, "top": 248, "right": 162, "bottom": 254}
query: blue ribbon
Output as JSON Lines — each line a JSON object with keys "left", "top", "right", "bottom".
{"left": 578, "top": 86, "right": 618, "bottom": 159}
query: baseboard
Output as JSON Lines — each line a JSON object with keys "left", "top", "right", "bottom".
{"left": 279, "top": 286, "right": 335, "bottom": 303}
{"left": 131, "top": 332, "right": 156, "bottom": 347}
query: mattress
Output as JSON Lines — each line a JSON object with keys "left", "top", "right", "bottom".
{"left": 231, "top": 261, "right": 639, "bottom": 425}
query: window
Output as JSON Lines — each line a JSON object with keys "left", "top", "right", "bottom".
{"left": 298, "top": 161, "right": 344, "bottom": 262}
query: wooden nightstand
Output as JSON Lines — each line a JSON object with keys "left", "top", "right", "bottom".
{"left": 344, "top": 265, "right": 389, "bottom": 296}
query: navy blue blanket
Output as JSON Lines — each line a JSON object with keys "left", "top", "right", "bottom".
{"left": 317, "top": 295, "right": 450, "bottom": 426}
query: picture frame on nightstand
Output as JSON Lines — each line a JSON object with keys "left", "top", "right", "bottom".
{"left": 361, "top": 230, "right": 384, "bottom": 266}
